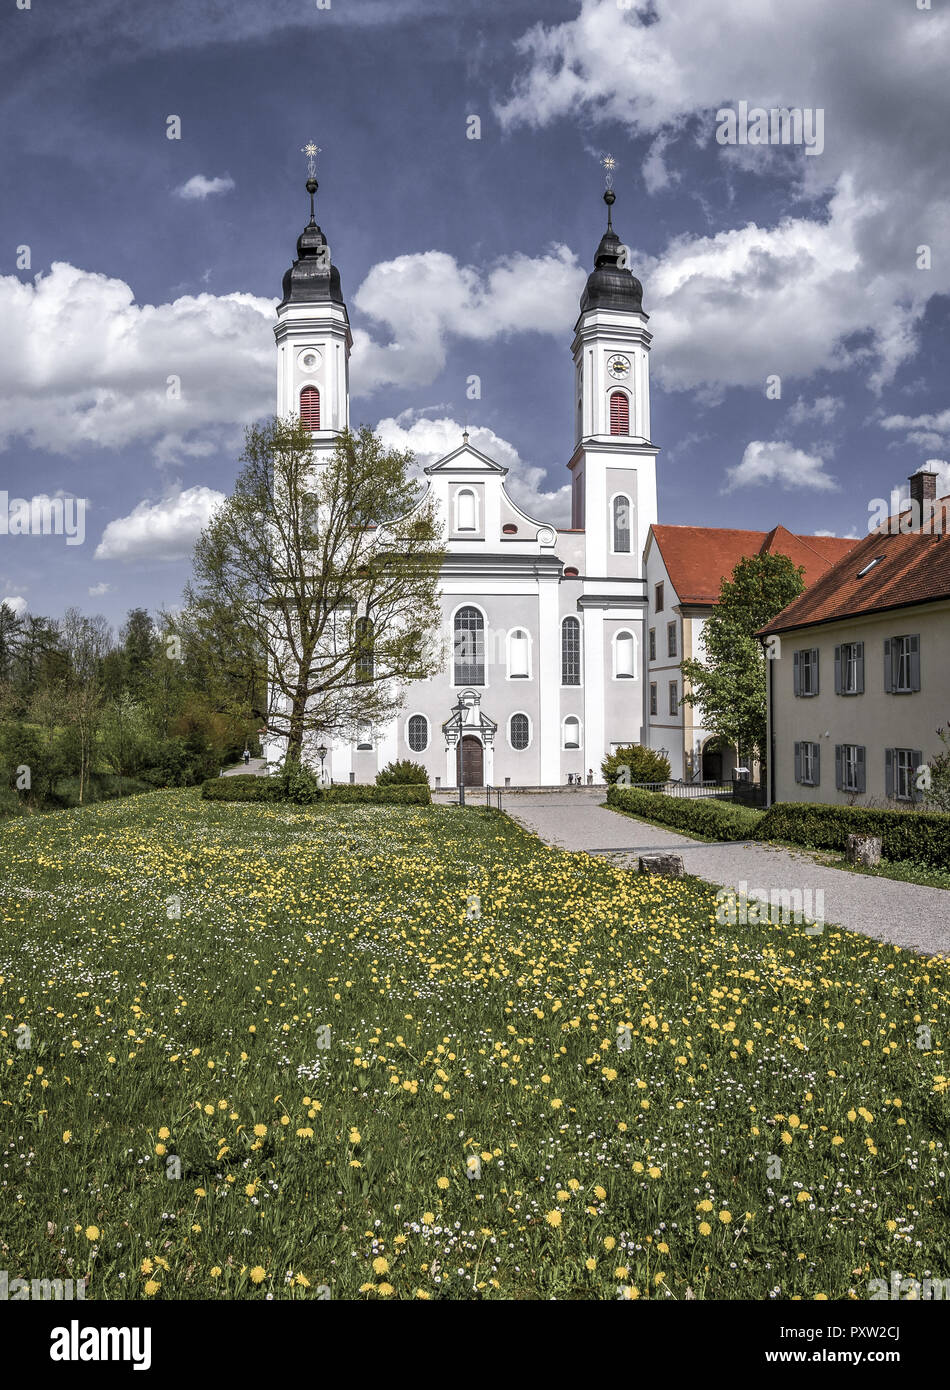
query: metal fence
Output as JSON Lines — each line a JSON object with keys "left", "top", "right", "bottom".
{"left": 623, "top": 779, "right": 733, "bottom": 800}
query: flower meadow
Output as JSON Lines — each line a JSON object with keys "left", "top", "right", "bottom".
{"left": 1, "top": 791, "right": 947, "bottom": 1301}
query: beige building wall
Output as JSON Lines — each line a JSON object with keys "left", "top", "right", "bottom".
{"left": 770, "top": 599, "right": 950, "bottom": 804}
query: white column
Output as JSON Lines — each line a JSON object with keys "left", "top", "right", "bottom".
{"left": 538, "top": 579, "right": 560, "bottom": 785}
{"left": 484, "top": 737, "right": 494, "bottom": 786}
{"left": 584, "top": 607, "right": 606, "bottom": 779}
{"left": 445, "top": 740, "right": 456, "bottom": 788}
{"left": 377, "top": 717, "right": 398, "bottom": 778}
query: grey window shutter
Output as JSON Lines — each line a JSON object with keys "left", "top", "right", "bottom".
{"left": 855, "top": 641, "right": 865, "bottom": 694}
{"left": 793, "top": 650, "right": 801, "bottom": 696}
{"left": 885, "top": 747, "right": 894, "bottom": 797}
{"left": 856, "top": 746, "right": 866, "bottom": 793}
{"left": 794, "top": 741, "right": 802, "bottom": 784}
{"left": 835, "top": 744, "right": 843, "bottom": 791}
{"left": 812, "top": 742, "right": 820, "bottom": 785}
{"left": 884, "top": 638, "right": 893, "bottom": 693}
{"left": 909, "top": 635, "right": 920, "bottom": 692}
{"left": 912, "top": 750, "right": 923, "bottom": 802}
{"left": 834, "top": 646, "right": 842, "bottom": 694}
{"left": 812, "top": 649, "right": 820, "bottom": 695}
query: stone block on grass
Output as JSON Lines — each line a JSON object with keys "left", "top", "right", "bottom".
{"left": 845, "top": 834, "right": 882, "bottom": 868}
{"left": 638, "top": 853, "right": 685, "bottom": 878}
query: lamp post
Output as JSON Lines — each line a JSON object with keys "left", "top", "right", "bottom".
{"left": 317, "top": 744, "right": 328, "bottom": 786}
{"left": 452, "top": 695, "right": 466, "bottom": 807}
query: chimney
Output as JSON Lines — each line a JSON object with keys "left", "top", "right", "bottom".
{"left": 909, "top": 468, "right": 938, "bottom": 513}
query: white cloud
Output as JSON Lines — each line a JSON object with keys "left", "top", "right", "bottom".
{"left": 1, "top": 595, "right": 28, "bottom": 618}
{"left": 880, "top": 408, "right": 950, "bottom": 454}
{"left": 890, "top": 458, "right": 950, "bottom": 501}
{"left": 786, "top": 395, "right": 843, "bottom": 427}
{"left": 0, "top": 263, "right": 275, "bottom": 456}
{"left": 374, "top": 412, "right": 571, "bottom": 524}
{"left": 95, "top": 486, "right": 226, "bottom": 562}
{"left": 174, "top": 174, "right": 235, "bottom": 201}
{"left": 724, "top": 440, "right": 838, "bottom": 493}
{"left": 88, "top": 582, "right": 113, "bottom": 596}
{"left": 352, "top": 246, "right": 585, "bottom": 393}
{"left": 497, "top": 0, "right": 950, "bottom": 394}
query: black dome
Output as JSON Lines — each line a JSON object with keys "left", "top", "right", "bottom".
{"left": 279, "top": 199, "right": 345, "bottom": 310}
{"left": 579, "top": 192, "right": 644, "bottom": 314}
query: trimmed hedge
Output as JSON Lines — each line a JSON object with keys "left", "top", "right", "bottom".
{"left": 757, "top": 802, "right": 950, "bottom": 869}
{"left": 200, "top": 777, "right": 430, "bottom": 806}
{"left": 201, "top": 776, "right": 281, "bottom": 803}
{"left": 607, "top": 786, "right": 762, "bottom": 841}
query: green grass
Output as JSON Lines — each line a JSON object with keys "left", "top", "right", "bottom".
{"left": 1, "top": 790, "right": 947, "bottom": 1300}
{"left": 814, "top": 854, "right": 950, "bottom": 892}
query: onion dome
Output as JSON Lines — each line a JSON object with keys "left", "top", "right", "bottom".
{"left": 579, "top": 188, "right": 644, "bottom": 314}
{"left": 278, "top": 175, "right": 345, "bottom": 309}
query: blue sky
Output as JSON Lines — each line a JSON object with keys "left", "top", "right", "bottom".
{"left": 1, "top": 0, "right": 948, "bottom": 626}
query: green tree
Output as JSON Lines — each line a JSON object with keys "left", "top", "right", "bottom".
{"left": 679, "top": 552, "right": 806, "bottom": 769}
{"left": 184, "top": 419, "right": 445, "bottom": 766}
{"left": 601, "top": 744, "right": 671, "bottom": 786}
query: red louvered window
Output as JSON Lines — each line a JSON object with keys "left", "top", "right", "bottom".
{"left": 609, "top": 391, "right": 629, "bottom": 435}
{"left": 300, "top": 386, "right": 320, "bottom": 431}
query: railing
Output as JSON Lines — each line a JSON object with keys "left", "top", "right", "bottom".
{"left": 621, "top": 779, "right": 732, "bottom": 800}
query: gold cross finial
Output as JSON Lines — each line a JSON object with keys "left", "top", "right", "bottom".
{"left": 302, "top": 142, "right": 321, "bottom": 179}
{"left": 601, "top": 153, "right": 617, "bottom": 189}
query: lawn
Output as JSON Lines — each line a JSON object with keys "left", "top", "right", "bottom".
{"left": 1, "top": 791, "right": 947, "bottom": 1300}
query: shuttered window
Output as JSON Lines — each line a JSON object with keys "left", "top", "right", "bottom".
{"left": 300, "top": 386, "right": 320, "bottom": 431}
{"left": 609, "top": 391, "right": 629, "bottom": 435}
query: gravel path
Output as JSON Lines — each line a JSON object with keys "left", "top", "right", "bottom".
{"left": 503, "top": 790, "right": 950, "bottom": 959}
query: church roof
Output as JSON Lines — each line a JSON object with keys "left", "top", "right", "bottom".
{"left": 649, "top": 523, "right": 857, "bottom": 606}
{"left": 580, "top": 189, "right": 644, "bottom": 315}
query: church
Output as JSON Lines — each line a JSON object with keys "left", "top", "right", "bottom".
{"left": 265, "top": 171, "right": 658, "bottom": 788}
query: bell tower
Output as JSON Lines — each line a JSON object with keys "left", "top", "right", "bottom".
{"left": 567, "top": 175, "right": 657, "bottom": 577}
{"left": 275, "top": 143, "right": 352, "bottom": 463}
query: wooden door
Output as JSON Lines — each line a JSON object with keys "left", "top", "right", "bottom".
{"left": 457, "top": 735, "right": 484, "bottom": 787}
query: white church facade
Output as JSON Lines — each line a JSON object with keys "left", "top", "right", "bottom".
{"left": 265, "top": 175, "right": 657, "bottom": 787}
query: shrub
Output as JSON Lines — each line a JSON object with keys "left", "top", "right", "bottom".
{"left": 601, "top": 744, "right": 672, "bottom": 787}
{"left": 607, "top": 785, "right": 762, "bottom": 840}
{"left": 756, "top": 802, "right": 950, "bottom": 869}
{"left": 376, "top": 759, "right": 429, "bottom": 787}
{"left": 201, "top": 776, "right": 281, "bottom": 803}
{"left": 325, "top": 784, "right": 430, "bottom": 805}
{"left": 273, "top": 762, "right": 324, "bottom": 804}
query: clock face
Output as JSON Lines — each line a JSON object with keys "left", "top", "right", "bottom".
{"left": 607, "top": 354, "right": 631, "bottom": 380}
{"left": 298, "top": 348, "right": 322, "bottom": 373}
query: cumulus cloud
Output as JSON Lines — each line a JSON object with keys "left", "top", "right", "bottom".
{"left": 879, "top": 408, "right": 950, "bottom": 454}
{"left": 1, "top": 595, "right": 28, "bottom": 618}
{"left": 374, "top": 411, "right": 571, "bottom": 524}
{"left": 497, "top": 0, "right": 950, "bottom": 394}
{"left": 174, "top": 174, "right": 235, "bottom": 201}
{"left": 352, "top": 246, "right": 585, "bottom": 393}
{"left": 785, "top": 395, "right": 843, "bottom": 428}
{"left": 0, "top": 263, "right": 275, "bottom": 457}
{"left": 724, "top": 440, "right": 838, "bottom": 493}
{"left": 95, "top": 486, "right": 226, "bottom": 562}
{"left": 88, "top": 582, "right": 113, "bottom": 596}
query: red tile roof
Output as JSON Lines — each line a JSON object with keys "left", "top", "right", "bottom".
{"left": 760, "top": 497, "right": 950, "bottom": 635}
{"left": 649, "top": 524, "right": 858, "bottom": 606}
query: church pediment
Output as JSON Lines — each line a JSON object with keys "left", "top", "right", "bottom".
{"left": 424, "top": 442, "right": 508, "bottom": 477}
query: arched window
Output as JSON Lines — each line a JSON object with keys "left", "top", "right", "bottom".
{"left": 456, "top": 489, "right": 477, "bottom": 531}
{"left": 614, "top": 630, "right": 636, "bottom": 679}
{"left": 609, "top": 391, "right": 629, "bottom": 436}
{"left": 355, "top": 616, "right": 374, "bottom": 681}
{"left": 563, "top": 716, "right": 581, "bottom": 749}
{"left": 612, "top": 495, "right": 631, "bottom": 553}
{"left": 510, "top": 713, "right": 530, "bottom": 751}
{"left": 561, "top": 616, "right": 581, "bottom": 686}
{"left": 454, "top": 606, "right": 485, "bottom": 685}
{"left": 508, "top": 629, "right": 530, "bottom": 679}
{"left": 407, "top": 715, "right": 428, "bottom": 752}
{"left": 300, "top": 385, "right": 321, "bottom": 431}
{"left": 356, "top": 724, "right": 373, "bottom": 750}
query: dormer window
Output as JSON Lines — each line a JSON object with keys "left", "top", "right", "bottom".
{"left": 456, "top": 488, "right": 477, "bottom": 532}
{"left": 609, "top": 391, "right": 629, "bottom": 435}
{"left": 300, "top": 385, "right": 320, "bottom": 431}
